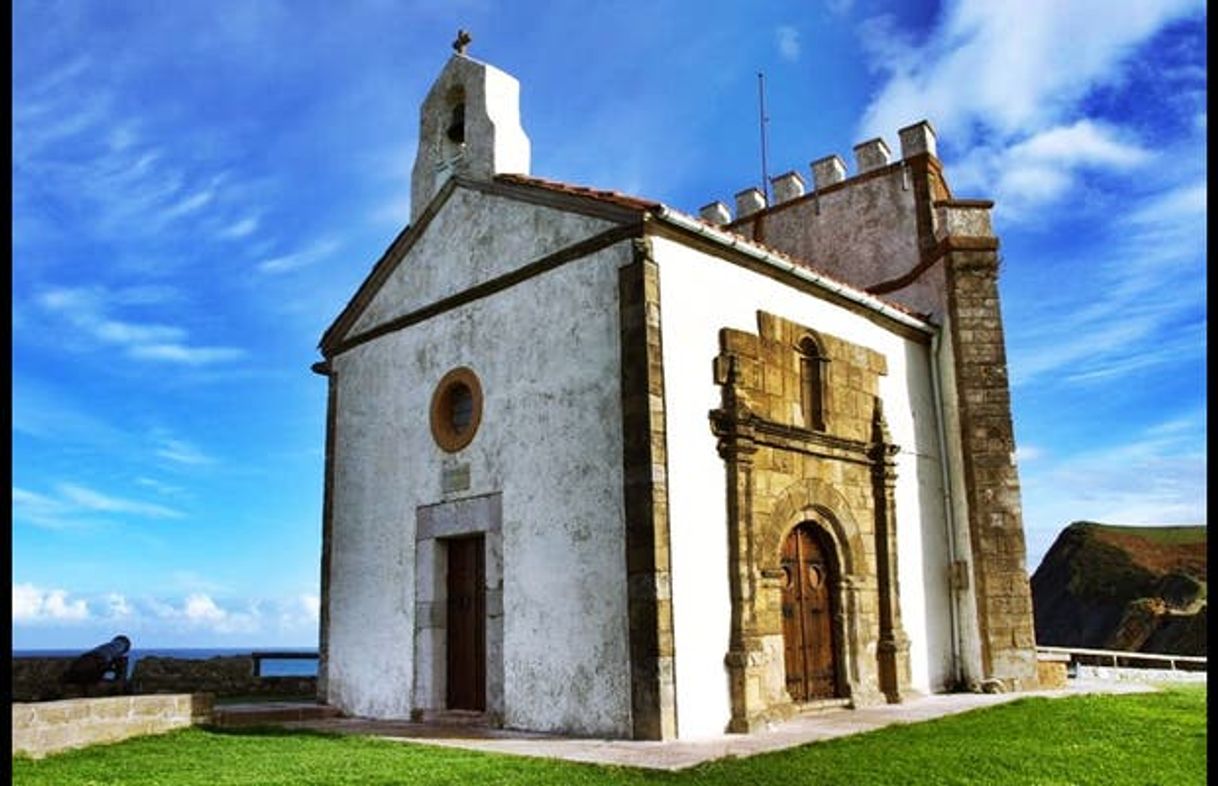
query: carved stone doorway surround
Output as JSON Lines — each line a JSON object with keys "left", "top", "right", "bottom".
{"left": 709, "top": 312, "right": 911, "bottom": 733}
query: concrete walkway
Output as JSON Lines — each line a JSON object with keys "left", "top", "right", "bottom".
{"left": 265, "top": 678, "right": 1156, "bottom": 771}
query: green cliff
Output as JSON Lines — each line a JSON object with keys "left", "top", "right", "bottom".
{"left": 1030, "top": 522, "right": 1206, "bottom": 655}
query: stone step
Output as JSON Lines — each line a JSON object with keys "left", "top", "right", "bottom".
{"left": 210, "top": 702, "right": 343, "bottom": 728}
{"left": 795, "top": 697, "right": 852, "bottom": 714}
{"left": 411, "top": 709, "right": 492, "bottom": 727}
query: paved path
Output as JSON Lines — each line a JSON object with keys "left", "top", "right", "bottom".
{"left": 267, "top": 679, "right": 1155, "bottom": 771}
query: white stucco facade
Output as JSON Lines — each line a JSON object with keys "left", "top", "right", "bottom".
{"left": 326, "top": 187, "right": 637, "bottom": 736}
{"left": 651, "top": 235, "right": 954, "bottom": 737}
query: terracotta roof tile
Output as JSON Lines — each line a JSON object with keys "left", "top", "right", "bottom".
{"left": 494, "top": 173, "right": 660, "bottom": 212}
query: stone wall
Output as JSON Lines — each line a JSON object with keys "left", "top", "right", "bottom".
{"left": 12, "top": 694, "right": 213, "bottom": 759}
{"left": 943, "top": 244, "right": 1039, "bottom": 690}
{"left": 11, "top": 656, "right": 316, "bottom": 702}
{"left": 131, "top": 656, "right": 316, "bottom": 698}
{"left": 11, "top": 658, "right": 126, "bottom": 703}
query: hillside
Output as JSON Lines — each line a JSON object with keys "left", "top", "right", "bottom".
{"left": 1030, "top": 521, "right": 1207, "bottom": 655}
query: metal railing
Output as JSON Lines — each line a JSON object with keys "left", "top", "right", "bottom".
{"left": 1037, "top": 645, "right": 1206, "bottom": 672}
{"left": 250, "top": 650, "right": 319, "bottom": 678}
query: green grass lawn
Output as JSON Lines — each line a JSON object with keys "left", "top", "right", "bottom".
{"left": 13, "top": 686, "right": 1206, "bottom": 785}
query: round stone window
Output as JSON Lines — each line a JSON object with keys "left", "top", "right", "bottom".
{"left": 430, "top": 367, "right": 483, "bottom": 452}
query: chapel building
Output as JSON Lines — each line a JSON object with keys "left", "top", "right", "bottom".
{"left": 312, "top": 46, "right": 1040, "bottom": 740}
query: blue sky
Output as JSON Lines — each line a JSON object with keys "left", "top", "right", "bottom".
{"left": 13, "top": 1, "right": 1206, "bottom": 649}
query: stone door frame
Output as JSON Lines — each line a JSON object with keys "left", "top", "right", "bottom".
{"left": 413, "top": 492, "right": 504, "bottom": 724}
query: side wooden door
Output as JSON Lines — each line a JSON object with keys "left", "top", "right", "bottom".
{"left": 446, "top": 535, "right": 486, "bottom": 711}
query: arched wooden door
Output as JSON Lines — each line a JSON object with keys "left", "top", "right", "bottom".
{"left": 781, "top": 523, "right": 839, "bottom": 701}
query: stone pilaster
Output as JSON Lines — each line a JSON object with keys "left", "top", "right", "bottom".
{"left": 944, "top": 245, "right": 1038, "bottom": 690}
{"left": 618, "top": 238, "right": 678, "bottom": 740}
{"left": 870, "top": 401, "right": 911, "bottom": 703}
{"left": 711, "top": 354, "right": 779, "bottom": 732}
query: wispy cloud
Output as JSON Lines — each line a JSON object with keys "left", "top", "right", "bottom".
{"left": 1020, "top": 412, "right": 1207, "bottom": 569}
{"left": 136, "top": 477, "right": 187, "bottom": 496}
{"left": 162, "top": 188, "right": 215, "bottom": 220}
{"left": 220, "top": 215, "right": 260, "bottom": 239}
{"left": 154, "top": 437, "right": 216, "bottom": 466}
{"left": 257, "top": 238, "right": 341, "bottom": 274}
{"left": 13, "top": 376, "right": 130, "bottom": 445}
{"left": 35, "top": 285, "right": 245, "bottom": 366}
{"left": 776, "top": 26, "right": 801, "bottom": 62}
{"left": 13, "top": 482, "right": 184, "bottom": 529}
{"left": 1007, "top": 177, "right": 1205, "bottom": 388}
{"left": 128, "top": 344, "right": 246, "bottom": 365}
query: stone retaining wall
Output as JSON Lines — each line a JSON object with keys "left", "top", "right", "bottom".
{"left": 12, "top": 694, "right": 213, "bottom": 759}
{"left": 12, "top": 656, "right": 317, "bottom": 702}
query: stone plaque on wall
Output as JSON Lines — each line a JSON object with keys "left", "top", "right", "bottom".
{"left": 441, "top": 463, "right": 470, "bottom": 494}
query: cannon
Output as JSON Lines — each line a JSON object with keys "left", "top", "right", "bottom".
{"left": 63, "top": 635, "right": 132, "bottom": 688}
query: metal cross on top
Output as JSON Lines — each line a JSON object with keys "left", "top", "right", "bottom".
{"left": 452, "top": 29, "right": 472, "bottom": 55}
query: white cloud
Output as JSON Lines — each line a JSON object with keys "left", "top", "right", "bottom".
{"left": 952, "top": 121, "right": 1149, "bottom": 210}
{"left": 184, "top": 593, "right": 227, "bottom": 623}
{"left": 278, "top": 594, "right": 320, "bottom": 631}
{"left": 776, "top": 26, "right": 801, "bottom": 62}
{"left": 1014, "top": 444, "right": 1043, "bottom": 462}
{"left": 151, "top": 593, "right": 263, "bottom": 635}
{"left": 859, "top": 0, "right": 1201, "bottom": 143}
{"left": 1005, "top": 121, "right": 1148, "bottom": 168}
{"left": 856, "top": 0, "right": 1200, "bottom": 214}
{"left": 13, "top": 584, "right": 91, "bottom": 623}
{"left": 12, "top": 584, "right": 320, "bottom": 643}
{"left": 104, "top": 593, "right": 133, "bottom": 619}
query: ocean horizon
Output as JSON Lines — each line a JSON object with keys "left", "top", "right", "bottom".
{"left": 12, "top": 646, "right": 320, "bottom": 678}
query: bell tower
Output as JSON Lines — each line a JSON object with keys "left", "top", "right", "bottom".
{"left": 409, "top": 31, "right": 531, "bottom": 222}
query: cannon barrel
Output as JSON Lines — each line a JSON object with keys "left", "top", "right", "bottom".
{"left": 88, "top": 635, "right": 132, "bottom": 662}
{"left": 63, "top": 635, "right": 132, "bottom": 685}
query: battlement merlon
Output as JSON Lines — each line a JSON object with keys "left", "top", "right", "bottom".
{"left": 712, "top": 119, "right": 1000, "bottom": 319}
